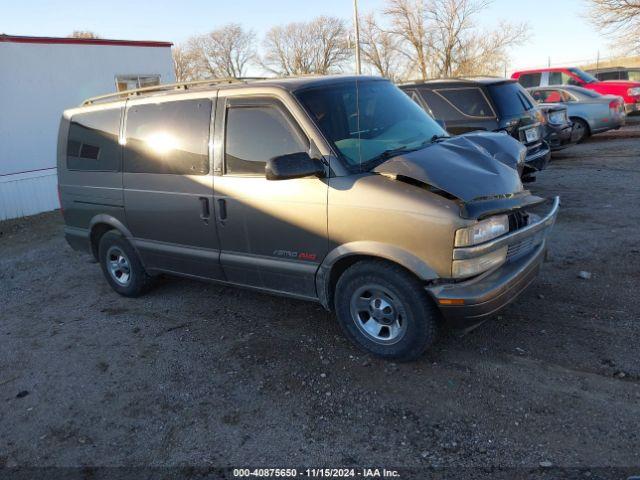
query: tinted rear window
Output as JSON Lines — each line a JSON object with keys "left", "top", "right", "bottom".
{"left": 486, "top": 82, "right": 534, "bottom": 117}
{"left": 124, "top": 99, "right": 211, "bottom": 175}
{"left": 67, "top": 109, "right": 121, "bottom": 171}
{"left": 434, "top": 88, "right": 494, "bottom": 117}
{"left": 417, "top": 89, "right": 466, "bottom": 122}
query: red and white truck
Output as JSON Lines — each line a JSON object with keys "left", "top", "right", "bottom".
{"left": 512, "top": 67, "right": 640, "bottom": 114}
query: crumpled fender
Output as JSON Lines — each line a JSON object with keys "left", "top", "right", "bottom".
{"left": 373, "top": 132, "right": 526, "bottom": 203}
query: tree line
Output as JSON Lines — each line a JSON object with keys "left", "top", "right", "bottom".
{"left": 68, "top": 0, "right": 640, "bottom": 80}
{"left": 172, "top": 0, "right": 530, "bottom": 82}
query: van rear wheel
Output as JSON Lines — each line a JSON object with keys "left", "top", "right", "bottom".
{"left": 98, "top": 231, "right": 152, "bottom": 297}
{"left": 334, "top": 260, "right": 440, "bottom": 361}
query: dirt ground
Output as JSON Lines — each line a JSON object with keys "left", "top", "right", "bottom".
{"left": 1, "top": 119, "right": 639, "bottom": 479}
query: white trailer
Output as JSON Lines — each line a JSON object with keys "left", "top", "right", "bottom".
{"left": 0, "top": 34, "right": 175, "bottom": 221}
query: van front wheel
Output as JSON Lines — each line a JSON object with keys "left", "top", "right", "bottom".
{"left": 98, "top": 231, "right": 152, "bottom": 297}
{"left": 334, "top": 260, "right": 440, "bottom": 361}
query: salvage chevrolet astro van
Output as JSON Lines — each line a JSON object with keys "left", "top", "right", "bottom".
{"left": 58, "top": 76, "right": 559, "bottom": 361}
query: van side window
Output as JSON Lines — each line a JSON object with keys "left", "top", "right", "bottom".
{"left": 124, "top": 99, "right": 211, "bottom": 175}
{"left": 224, "top": 105, "right": 307, "bottom": 176}
{"left": 67, "top": 109, "right": 121, "bottom": 171}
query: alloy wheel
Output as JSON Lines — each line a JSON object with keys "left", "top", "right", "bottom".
{"left": 106, "top": 246, "right": 132, "bottom": 287}
{"left": 349, "top": 284, "right": 408, "bottom": 345}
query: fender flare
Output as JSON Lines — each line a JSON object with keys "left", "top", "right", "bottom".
{"left": 88, "top": 214, "right": 145, "bottom": 266}
{"left": 316, "top": 241, "right": 440, "bottom": 310}
{"left": 89, "top": 214, "right": 134, "bottom": 240}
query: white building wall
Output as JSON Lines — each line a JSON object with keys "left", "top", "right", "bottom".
{"left": 0, "top": 40, "right": 175, "bottom": 221}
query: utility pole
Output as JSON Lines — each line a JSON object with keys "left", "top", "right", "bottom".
{"left": 353, "top": 0, "right": 361, "bottom": 75}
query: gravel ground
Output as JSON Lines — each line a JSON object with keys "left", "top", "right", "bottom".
{"left": 1, "top": 119, "right": 639, "bottom": 479}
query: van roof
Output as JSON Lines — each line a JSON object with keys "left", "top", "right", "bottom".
{"left": 81, "top": 75, "right": 385, "bottom": 106}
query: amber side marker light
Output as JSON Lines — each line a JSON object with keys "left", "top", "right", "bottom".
{"left": 438, "top": 299, "right": 465, "bottom": 306}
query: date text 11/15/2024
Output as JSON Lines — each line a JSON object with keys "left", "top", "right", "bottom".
{"left": 232, "top": 468, "right": 401, "bottom": 478}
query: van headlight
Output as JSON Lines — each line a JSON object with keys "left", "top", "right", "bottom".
{"left": 628, "top": 87, "right": 640, "bottom": 97}
{"left": 452, "top": 247, "right": 508, "bottom": 278}
{"left": 454, "top": 215, "right": 509, "bottom": 247}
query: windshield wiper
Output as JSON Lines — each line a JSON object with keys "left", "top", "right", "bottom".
{"left": 375, "top": 145, "right": 412, "bottom": 160}
{"left": 362, "top": 136, "right": 451, "bottom": 170}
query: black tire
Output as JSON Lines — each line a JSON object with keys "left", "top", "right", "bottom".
{"left": 571, "top": 118, "right": 590, "bottom": 143}
{"left": 334, "top": 260, "right": 440, "bottom": 361}
{"left": 98, "top": 230, "right": 152, "bottom": 297}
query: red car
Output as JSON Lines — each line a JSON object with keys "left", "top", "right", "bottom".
{"left": 512, "top": 67, "right": 640, "bottom": 114}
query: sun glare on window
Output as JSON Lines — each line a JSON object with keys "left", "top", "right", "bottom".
{"left": 145, "top": 132, "right": 180, "bottom": 154}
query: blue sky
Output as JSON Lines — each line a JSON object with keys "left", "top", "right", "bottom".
{"left": 2, "top": 0, "right": 610, "bottom": 73}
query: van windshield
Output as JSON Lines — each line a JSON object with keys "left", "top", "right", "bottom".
{"left": 296, "top": 79, "right": 447, "bottom": 170}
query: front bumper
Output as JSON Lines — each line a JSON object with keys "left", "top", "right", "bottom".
{"left": 427, "top": 196, "right": 560, "bottom": 329}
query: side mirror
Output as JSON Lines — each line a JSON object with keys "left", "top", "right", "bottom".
{"left": 265, "top": 152, "right": 325, "bottom": 181}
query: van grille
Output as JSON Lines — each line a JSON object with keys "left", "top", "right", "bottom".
{"left": 506, "top": 210, "right": 544, "bottom": 260}
{"left": 507, "top": 237, "right": 536, "bottom": 260}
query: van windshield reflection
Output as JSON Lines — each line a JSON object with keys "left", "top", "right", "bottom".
{"left": 296, "top": 79, "right": 446, "bottom": 170}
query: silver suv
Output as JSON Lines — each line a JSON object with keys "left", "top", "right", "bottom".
{"left": 58, "top": 76, "right": 559, "bottom": 361}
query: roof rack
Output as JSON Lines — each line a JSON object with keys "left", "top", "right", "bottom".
{"left": 81, "top": 77, "right": 268, "bottom": 106}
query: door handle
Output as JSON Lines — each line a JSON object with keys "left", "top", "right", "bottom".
{"left": 217, "top": 198, "right": 227, "bottom": 222}
{"left": 199, "top": 197, "right": 210, "bottom": 220}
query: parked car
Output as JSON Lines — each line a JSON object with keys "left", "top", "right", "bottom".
{"left": 399, "top": 78, "right": 551, "bottom": 176}
{"left": 537, "top": 103, "right": 574, "bottom": 150}
{"left": 528, "top": 85, "right": 626, "bottom": 143}
{"left": 512, "top": 67, "right": 640, "bottom": 115}
{"left": 586, "top": 66, "right": 640, "bottom": 83}
{"left": 58, "top": 75, "right": 559, "bottom": 361}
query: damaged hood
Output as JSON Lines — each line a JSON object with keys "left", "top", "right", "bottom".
{"left": 373, "top": 131, "right": 525, "bottom": 203}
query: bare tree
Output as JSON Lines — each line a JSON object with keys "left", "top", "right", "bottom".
{"left": 427, "top": 0, "right": 487, "bottom": 77}
{"left": 455, "top": 20, "right": 529, "bottom": 76}
{"left": 384, "top": 0, "right": 528, "bottom": 80}
{"left": 262, "top": 16, "right": 350, "bottom": 75}
{"left": 189, "top": 23, "right": 256, "bottom": 78}
{"left": 588, "top": 0, "right": 640, "bottom": 54}
{"left": 428, "top": 0, "right": 528, "bottom": 77}
{"left": 172, "top": 45, "right": 200, "bottom": 82}
{"left": 68, "top": 30, "right": 100, "bottom": 39}
{"left": 262, "top": 23, "right": 313, "bottom": 75}
{"left": 359, "top": 13, "right": 405, "bottom": 79}
{"left": 384, "top": 0, "right": 432, "bottom": 80}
